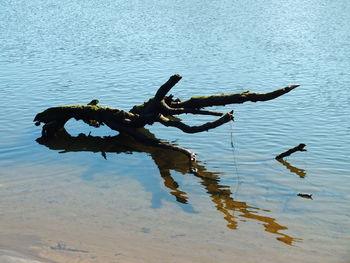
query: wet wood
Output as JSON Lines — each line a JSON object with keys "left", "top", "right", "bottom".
{"left": 275, "top": 143, "right": 307, "bottom": 160}
{"left": 298, "top": 193, "right": 313, "bottom": 199}
{"left": 34, "top": 74, "right": 299, "bottom": 161}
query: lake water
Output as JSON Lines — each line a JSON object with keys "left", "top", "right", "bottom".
{"left": 0, "top": 0, "right": 349, "bottom": 262}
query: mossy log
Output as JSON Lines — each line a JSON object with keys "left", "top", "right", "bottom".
{"left": 34, "top": 74, "right": 299, "bottom": 161}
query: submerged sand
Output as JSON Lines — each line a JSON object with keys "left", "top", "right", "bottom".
{"left": 1, "top": 162, "right": 348, "bottom": 263}
{"left": 0, "top": 249, "right": 46, "bottom": 263}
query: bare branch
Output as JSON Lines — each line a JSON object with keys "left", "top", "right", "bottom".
{"left": 159, "top": 100, "right": 223, "bottom": 116}
{"left": 154, "top": 74, "right": 182, "bottom": 102}
{"left": 157, "top": 111, "right": 234, "bottom": 133}
{"left": 183, "top": 109, "right": 223, "bottom": 116}
{"left": 170, "top": 84, "right": 300, "bottom": 109}
{"left": 275, "top": 143, "right": 307, "bottom": 160}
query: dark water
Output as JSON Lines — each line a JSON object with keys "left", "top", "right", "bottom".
{"left": 1, "top": 0, "right": 349, "bottom": 262}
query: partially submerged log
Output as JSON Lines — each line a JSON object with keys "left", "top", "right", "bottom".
{"left": 34, "top": 74, "right": 299, "bottom": 161}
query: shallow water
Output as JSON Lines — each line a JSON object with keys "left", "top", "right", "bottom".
{"left": 1, "top": 0, "right": 350, "bottom": 262}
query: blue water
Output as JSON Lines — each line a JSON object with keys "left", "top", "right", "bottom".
{"left": 0, "top": 0, "right": 349, "bottom": 262}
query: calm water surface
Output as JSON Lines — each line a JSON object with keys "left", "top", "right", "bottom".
{"left": 0, "top": 0, "right": 349, "bottom": 262}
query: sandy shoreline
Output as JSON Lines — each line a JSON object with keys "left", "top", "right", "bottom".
{"left": 0, "top": 249, "right": 46, "bottom": 263}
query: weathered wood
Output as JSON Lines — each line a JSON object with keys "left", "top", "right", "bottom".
{"left": 298, "top": 193, "right": 313, "bottom": 199}
{"left": 157, "top": 111, "right": 233, "bottom": 133}
{"left": 169, "top": 84, "right": 300, "bottom": 109}
{"left": 275, "top": 143, "right": 307, "bottom": 160}
{"left": 34, "top": 74, "right": 299, "bottom": 160}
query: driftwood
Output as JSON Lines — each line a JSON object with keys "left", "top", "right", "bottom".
{"left": 275, "top": 143, "right": 307, "bottom": 160}
{"left": 34, "top": 74, "right": 299, "bottom": 161}
{"left": 297, "top": 193, "right": 313, "bottom": 199}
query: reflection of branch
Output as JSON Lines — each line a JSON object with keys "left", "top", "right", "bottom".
{"left": 192, "top": 168, "right": 301, "bottom": 245}
{"left": 36, "top": 128, "right": 192, "bottom": 208}
{"left": 157, "top": 168, "right": 189, "bottom": 204}
{"left": 36, "top": 129, "right": 301, "bottom": 245}
{"left": 277, "top": 159, "right": 306, "bottom": 178}
{"left": 105, "top": 120, "right": 196, "bottom": 161}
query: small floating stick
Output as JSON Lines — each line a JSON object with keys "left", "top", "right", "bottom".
{"left": 275, "top": 143, "right": 307, "bottom": 160}
{"left": 297, "top": 193, "right": 313, "bottom": 199}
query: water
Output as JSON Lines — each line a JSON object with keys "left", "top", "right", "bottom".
{"left": 1, "top": 0, "right": 349, "bottom": 262}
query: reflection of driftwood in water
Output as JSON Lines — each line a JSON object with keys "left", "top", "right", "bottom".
{"left": 37, "top": 129, "right": 301, "bottom": 245}
{"left": 36, "top": 128, "right": 191, "bottom": 206}
{"left": 50, "top": 242, "right": 89, "bottom": 253}
{"left": 277, "top": 159, "right": 306, "bottom": 178}
{"left": 192, "top": 168, "right": 301, "bottom": 245}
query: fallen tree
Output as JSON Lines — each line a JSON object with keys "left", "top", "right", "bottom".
{"left": 34, "top": 74, "right": 299, "bottom": 161}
